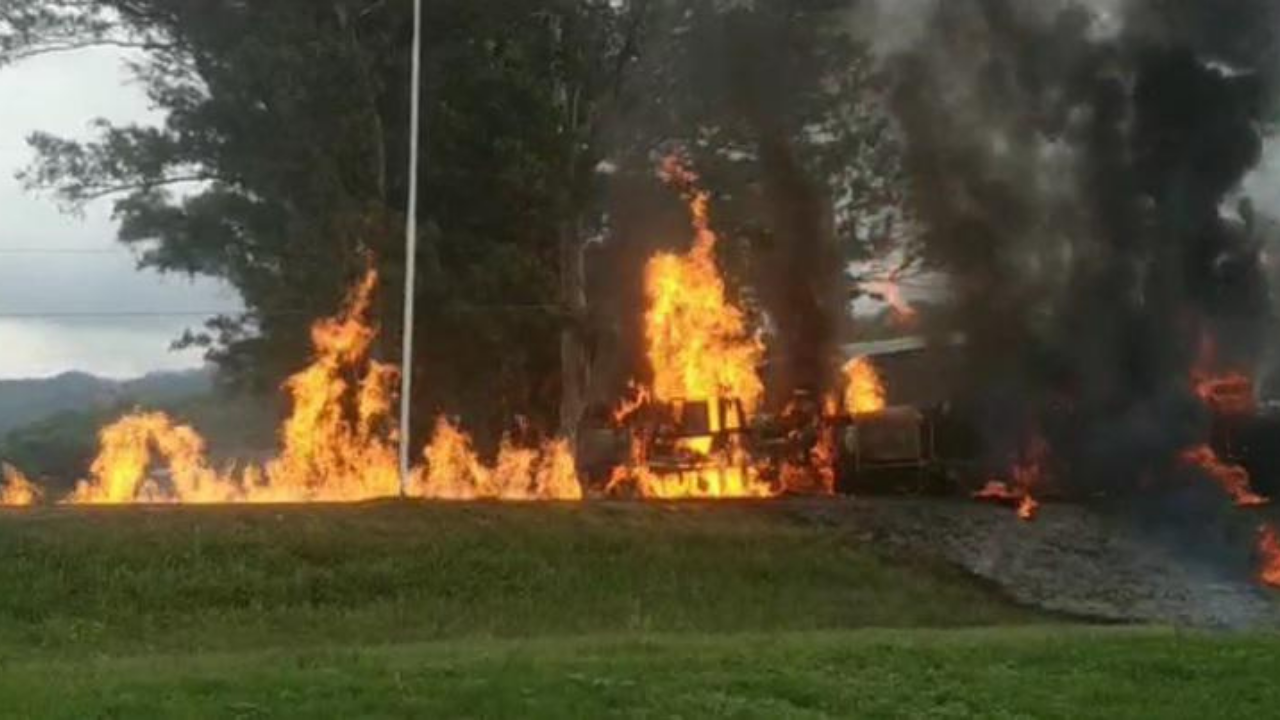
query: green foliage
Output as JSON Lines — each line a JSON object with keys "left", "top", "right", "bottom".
{"left": 0, "top": 410, "right": 105, "bottom": 492}
{"left": 0, "top": 387, "right": 278, "bottom": 489}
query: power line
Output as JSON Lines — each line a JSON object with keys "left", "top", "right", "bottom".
{"left": 0, "top": 304, "right": 565, "bottom": 320}
{"left": 0, "top": 311, "right": 252, "bottom": 319}
{"left": 0, "top": 248, "right": 128, "bottom": 255}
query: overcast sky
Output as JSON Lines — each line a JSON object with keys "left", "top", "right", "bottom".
{"left": 0, "top": 49, "right": 241, "bottom": 380}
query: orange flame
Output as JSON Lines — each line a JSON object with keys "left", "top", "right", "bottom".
{"left": 975, "top": 438, "right": 1046, "bottom": 522}
{"left": 843, "top": 357, "right": 887, "bottom": 416}
{"left": 618, "top": 463, "right": 773, "bottom": 500}
{"left": 609, "top": 157, "right": 774, "bottom": 500}
{"left": 1017, "top": 494, "right": 1040, "bottom": 521}
{"left": 417, "top": 417, "right": 584, "bottom": 502}
{"left": 1, "top": 464, "right": 41, "bottom": 507}
{"left": 69, "top": 412, "right": 235, "bottom": 504}
{"left": 974, "top": 481, "right": 1039, "bottom": 521}
{"left": 1193, "top": 371, "right": 1256, "bottom": 416}
{"left": 61, "top": 269, "right": 584, "bottom": 505}
{"left": 255, "top": 269, "right": 401, "bottom": 502}
{"left": 1258, "top": 525, "right": 1280, "bottom": 588}
{"left": 644, "top": 158, "right": 765, "bottom": 412}
{"left": 612, "top": 383, "right": 651, "bottom": 426}
{"left": 1180, "top": 445, "right": 1269, "bottom": 508}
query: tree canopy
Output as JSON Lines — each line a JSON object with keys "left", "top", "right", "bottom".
{"left": 3, "top": 0, "right": 903, "bottom": 439}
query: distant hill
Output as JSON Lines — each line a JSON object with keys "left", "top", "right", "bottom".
{"left": 0, "top": 369, "right": 214, "bottom": 436}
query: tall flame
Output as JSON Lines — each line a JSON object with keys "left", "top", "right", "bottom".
{"left": 843, "top": 357, "right": 887, "bottom": 416}
{"left": 610, "top": 156, "right": 774, "bottom": 499}
{"left": 1, "top": 464, "right": 41, "bottom": 507}
{"left": 644, "top": 157, "right": 765, "bottom": 412}
{"left": 255, "top": 269, "right": 401, "bottom": 502}
{"left": 59, "top": 269, "right": 583, "bottom": 505}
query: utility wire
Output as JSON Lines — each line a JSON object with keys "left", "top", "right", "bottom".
{"left": 0, "top": 311, "right": 259, "bottom": 319}
{"left": 0, "top": 248, "right": 128, "bottom": 255}
{"left": 0, "top": 304, "right": 565, "bottom": 320}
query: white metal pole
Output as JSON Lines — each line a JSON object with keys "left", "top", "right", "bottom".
{"left": 399, "top": 0, "right": 424, "bottom": 497}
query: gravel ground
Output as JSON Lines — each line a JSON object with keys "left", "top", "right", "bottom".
{"left": 784, "top": 497, "right": 1280, "bottom": 628}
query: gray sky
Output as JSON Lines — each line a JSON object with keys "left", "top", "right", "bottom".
{"left": 0, "top": 48, "right": 241, "bottom": 380}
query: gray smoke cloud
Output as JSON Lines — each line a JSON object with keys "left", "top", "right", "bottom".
{"left": 864, "top": 0, "right": 1279, "bottom": 514}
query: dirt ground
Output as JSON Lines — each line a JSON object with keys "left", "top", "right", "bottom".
{"left": 783, "top": 496, "right": 1280, "bottom": 628}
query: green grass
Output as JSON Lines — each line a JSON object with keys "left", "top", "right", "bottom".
{"left": 2, "top": 629, "right": 1279, "bottom": 718}
{"left": 0, "top": 502, "right": 1036, "bottom": 656}
{"left": 6, "top": 502, "right": 1267, "bottom": 718}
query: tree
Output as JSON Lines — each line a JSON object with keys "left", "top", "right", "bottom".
{"left": 4, "top": 1, "right": 642, "bottom": 443}
{"left": 4, "top": 0, "right": 903, "bottom": 439}
{"left": 582, "top": 0, "right": 909, "bottom": 401}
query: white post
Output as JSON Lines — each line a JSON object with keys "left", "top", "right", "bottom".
{"left": 399, "top": 0, "right": 424, "bottom": 497}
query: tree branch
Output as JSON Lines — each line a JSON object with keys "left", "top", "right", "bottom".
{"left": 71, "top": 174, "right": 220, "bottom": 203}
{"left": 7, "top": 37, "right": 175, "bottom": 63}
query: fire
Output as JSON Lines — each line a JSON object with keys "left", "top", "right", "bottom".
{"left": 643, "top": 157, "right": 765, "bottom": 412}
{"left": 975, "top": 438, "right": 1046, "bottom": 522}
{"left": 1180, "top": 445, "right": 1268, "bottom": 508}
{"left": 619, "top": 463, "right": 773, "bottom": 500}
{"left": 1, "top": 464, "right": 41, "bottom": 507}
{"left": 67, "top": 271, "right": 402, "bottom": 504}
{"left": 609, "top": 157, "right": 775, "bottom": 500}
{"left": 1017, "top": 494, "right": 1040, "bottom": 521}
{"left": 1193, "top": 371, "right": 1256, "bottom": 416}
{"left": 843, "top": 357, "right": 887, "bottom": 415}
{"left": 255, "top": 269, "right": 401, "bottom": 502}
{"left": 70, "top": 412, "right": 234, "bottom": 504}
{"left": 1258, "top": 525, "right": 1280, "bottom": 588}
{"left": 612, "top": 383, "right": 651, "bottom": 425}
{"left": 1192, "top": 332, "right": 1256, "bottom": 417}
{"left": 974, "top": 481, "right": 1039, "bottom": 521}
{"left": 417, "top": 418, "right": 584, "bottom": 501}
{"left": 56, "top": 269, "right": 584, "bottom": 505}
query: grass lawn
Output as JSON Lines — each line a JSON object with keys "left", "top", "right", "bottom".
{"left": 3, "top": 629, "right": 1280, "bottom": 718}
{"left": 0, "top": 501, "right": 1274, "bottom": 718}
{"left": 0, "top": 501, "right": 1036, "bottom": 655}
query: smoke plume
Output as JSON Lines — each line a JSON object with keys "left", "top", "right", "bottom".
{"left": 878, "top": 0, "right": 1279, "bottom": 501}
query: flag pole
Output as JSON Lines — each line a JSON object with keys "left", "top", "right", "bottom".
{"left": 399, "top": 0, "right": 424, "bottom": 497}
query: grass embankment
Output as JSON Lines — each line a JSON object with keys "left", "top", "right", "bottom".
{"left": 0, "top": 501, "right": 1032, "bottom": 655}
{"left": 0, "top": 502, "right": 1275, "bottom": 718}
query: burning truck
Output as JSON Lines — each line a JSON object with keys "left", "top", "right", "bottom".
{"left": 583, "top": 332, "right": 976, "bottom": 500}
{"left": 578, "top": 157, "right": 952, "bottom": 500}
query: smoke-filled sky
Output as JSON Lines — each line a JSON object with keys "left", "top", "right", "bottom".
{"left": 0, "top": 49, "right": 241, "bottom": 380}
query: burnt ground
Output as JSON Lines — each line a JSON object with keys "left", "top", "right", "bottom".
{"left": 780, "top": 497, "right": 1280, "bottom": 629}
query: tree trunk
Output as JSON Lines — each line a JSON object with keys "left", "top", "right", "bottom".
{"left": 559, "top": 217, "right": 590, "bottom": 439}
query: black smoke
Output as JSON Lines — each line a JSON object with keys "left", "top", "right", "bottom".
{"left": 883, "top": 0, "right": 1278, "bottom": 507}
{"left": 726, "top": 7, "right": 847, "bottom": 404}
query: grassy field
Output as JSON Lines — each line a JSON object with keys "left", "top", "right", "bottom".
{"left": 3, "top": 629, "right": 1280, "bottom": 718}
{"left": 0, "top": 501, "right": 1277, "bottom": 718}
